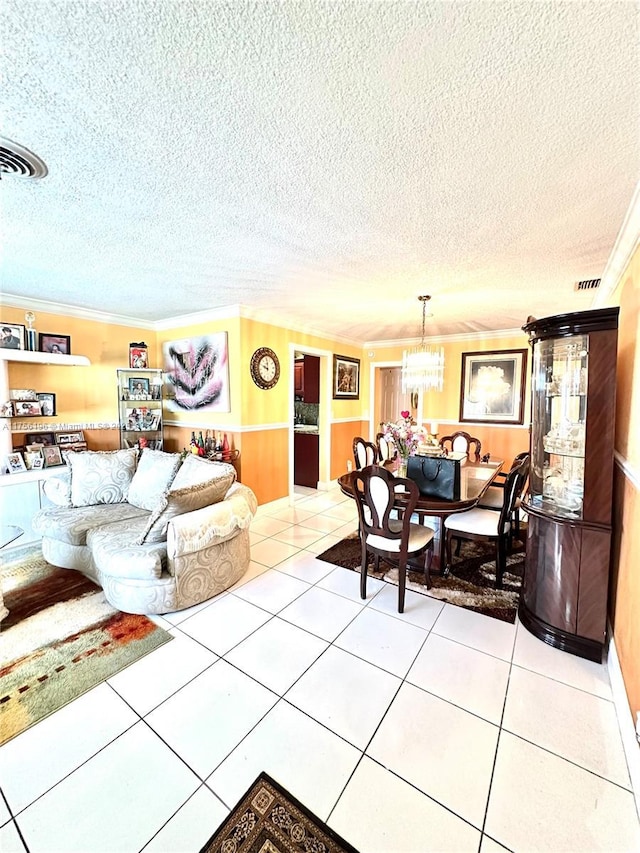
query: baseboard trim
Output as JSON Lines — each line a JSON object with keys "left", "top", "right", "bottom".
{"left": 607, "top": 623, "right": 640, "bottom": 820}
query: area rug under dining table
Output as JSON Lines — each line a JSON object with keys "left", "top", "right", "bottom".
{"left": 317, "top": 532, "right": 525, "bottom": 623}
{"left": 0, "top": 544, "right": 173, "bottom": 746}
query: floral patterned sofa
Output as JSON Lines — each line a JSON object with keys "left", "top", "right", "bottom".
{"left": 33, "top": 448, "right": 257, "bottom": 615}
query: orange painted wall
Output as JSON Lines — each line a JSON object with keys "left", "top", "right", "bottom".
{"left": 606, "top": 243, "right": 640, "bottom": 724}
{"left": 330, "top": 420, "right": 369, "bottom": 479}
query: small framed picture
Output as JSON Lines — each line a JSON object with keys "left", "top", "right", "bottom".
{"left": 43, "top": 445, "right": 64, "bottom": 467}
{"left": 36, "top": 392, "right": 56, "bottom": 416}
{"left": 1, "top": 401, "right": 14, "bottom": 417}
{"left": 56, "top": 431, "right": 84, "bottom": 445}
{"left": 31, "top": 432, "right": 56, "bottom": 446}
{"left": 39, "top": 333, "right": 71, "bottom": 355}
{"left": 128, "top": 377, "right": 150, "bottom": 397}
{"left": 0, "top": 323, "right": 26, "bottom": 351}
{"left": 6, "top": 451, "right": 27, "bottom": 474}
{"left": 10, "top": 389, "right": 37, "bottom": 401}
{"left": 24, "top": 450, "right": 44, "bottom": 470}
{"left": 14, "top": 400, "right": 43, "bottom": 417}
{"left": 332, "top": 354, "right": 360, "bottom": 400}
{"left": 129, "top": 342, "right": 148, "bottom": 368}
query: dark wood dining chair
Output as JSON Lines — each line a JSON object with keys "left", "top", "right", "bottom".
{"left": 439, "top": 431, "right": 482, "bottom": 462}
{"left": 352, "top": 464, "right": 435, "bottom": 612}
{"left": 376, "top": 432, "right": 397, "bottom": 463}
{"left": 478, "top": 452, "right": 530, "bottom": 542}
{"left": 353, "top": 436, "right": 378, "bottom": 470}
{"left": 443, "top": 456, "right": 528, "bottom": 589}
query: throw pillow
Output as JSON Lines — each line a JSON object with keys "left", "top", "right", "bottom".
{"left": 139, "top": 456, "right": 236, "bottom": 543}
{"left": 67, "top": 448, "right": 138, "bottom": 507}
{"left": 127, "top": 448, "right": 183, "bottom": 511}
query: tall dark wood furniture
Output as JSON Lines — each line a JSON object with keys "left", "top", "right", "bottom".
{"left": 520, "top": 307, "right": 619, "bottom": 662}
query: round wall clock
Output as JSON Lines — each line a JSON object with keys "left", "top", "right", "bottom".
{"left": 250, "top": 347, "right": 280, "bottom": 390}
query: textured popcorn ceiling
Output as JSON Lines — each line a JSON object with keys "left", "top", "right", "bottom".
{"left": 1, "top": 0, "right": 638, "bottom": 342}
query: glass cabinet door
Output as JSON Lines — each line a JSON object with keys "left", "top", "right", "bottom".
{"left": 530, "top": 334, "right": 587, "bottom": 518}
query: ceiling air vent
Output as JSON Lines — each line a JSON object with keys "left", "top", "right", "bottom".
{"left": 574, "top": 278, "right": 601, "bottom": 292}
{"left": 0, "top": 136, "right": 48, "bottom": 180}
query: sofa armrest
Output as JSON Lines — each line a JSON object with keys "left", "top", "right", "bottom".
{"left": 166, "top": 483, "right": 257, "bottom": 558}
{"left": 42, "top": 470, "right": 72, "bottom": 507}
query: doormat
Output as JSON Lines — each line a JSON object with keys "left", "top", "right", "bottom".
{"left": 200, "top": 771, "right": 359, "bottom": 853}
{"left": 317, "top": 533, "right": 524, "bottom": 623}
{"left": 0, "top": 545, "right": 172, "bottom": 746}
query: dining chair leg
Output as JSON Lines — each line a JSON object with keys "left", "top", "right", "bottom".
{"left": 424, "top": 545, "right": 433, "bottom": 589}
{"left": 445, "top": 530, "right": 452, "bottom": 574}
{"left": 398, "top": 564, "right": 406, "bottom": 614}
{"left": 496, "top": 537, "right": 507, "bottom": 589}
{"left": 360, "top": 539, "right": 368, "bottom": 601}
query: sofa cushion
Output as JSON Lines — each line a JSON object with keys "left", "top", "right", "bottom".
{"left": 42, "top": 470, "right": 72, "bottom": 507}
{"left": 88, "top": 517, "right": 167, "bottom": 580}
{"left": 139, "top": 456, "right": 236, "bottom": 544}
{"left": 33, "top": 502, "right": 149, "bottom": 546}
{"left": 126, "top": 448, "right": 183, "bottom": 511}
{"left": 67, "top": 448, "right": 138, "bottom": 507}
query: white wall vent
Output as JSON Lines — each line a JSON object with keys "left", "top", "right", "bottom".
{"left": 574, "top": 278, "right": 601, "bottom": 292}
{"left": 0, "top": 137, "right": 48, "bottom": 180}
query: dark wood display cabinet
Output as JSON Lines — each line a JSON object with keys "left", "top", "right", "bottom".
{"left": 520, "top": 307, "right": 619, "bottom": 662}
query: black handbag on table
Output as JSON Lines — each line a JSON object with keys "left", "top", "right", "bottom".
{"left": 406, "top": 455, "right": 462, "bottom": 501}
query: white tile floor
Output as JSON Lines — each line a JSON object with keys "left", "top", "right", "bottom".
{"left": 1, "top": 484, "right": 639, "bottom": 853}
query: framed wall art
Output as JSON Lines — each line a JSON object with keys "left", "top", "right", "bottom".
{"left": 129, "top": 342, "right": 148, "bottom": 368}
{"left": 0, "top": 322, "right": 25, "bottom": 350}
{"left": 333, "top": 355, "right": 360, "bottom": 400}
{"left": 459, "top": 349, "right": 528, "bottom": 425}
{"left": 163, "top": 333, "right": 230, "bottom": 412}
{"left": 39, "top": 333, "right": 71, "bottom": 355}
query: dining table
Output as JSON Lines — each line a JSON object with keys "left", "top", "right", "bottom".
{"left": 337, "top": 456, "right": 504, "bottom": 573}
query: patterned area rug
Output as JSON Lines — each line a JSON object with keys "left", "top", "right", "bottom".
{"left": 200, "top": 772, "right": 358, "bottom": 853}
{"left": 0, "top": 545, "right": 172, "bottom": 746}
{"left": 317, "top": 532, "right": 525, "bottom": 623}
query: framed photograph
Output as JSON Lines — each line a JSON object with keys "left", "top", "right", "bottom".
{"left": 39, "top": 333, "right": 71, "bottom": 355}
{"left": 0, "top": 323, "right": 26, "bottom": 350}
{"left": 43, "top": 445, "right": 64, "bottom": 467}
{"left": 24, "top": 450, "right": 44, "bottom": 470}
{"left": 14, "top": 400, "right": 43, "bottom": 417}
{"left": 459, "top": 349, "right": 528, "bottom": 425}
{"left": 6, "top": 451, "right": 27, "bottom": 473}
{"left": 332, "top": 354, "right": 360, "bottom": 400}
{"left": 163, "top": 333, "right": 230, "bottom": 413}
{"left": 56, "top": 431, "right": 84, "bottom": 445}
{"left": 31, "top": 432, "right": 56, "bottom": 446}
{"left": 129, "top": 342, "right": 148, "bottom": 369}
{"left": 10, "top": 389, "right": 37, "bottom": 401}
{"left": 1, "top": 401, "right": 14, "bottom": 417}
{"left": 128, "top": 377, "right": 150, "bottom": 397}
{"left": 36, "top": 392, "right": 56, "bottom": 416}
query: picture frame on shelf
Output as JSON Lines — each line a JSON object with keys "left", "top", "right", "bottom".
{"left": 459, "top": 349, "right": 528, "bottom": 425}
{"left": 30, "top": 432, "right": 56, "bottom": 446}
{"left": 6, "top": 451, "right": 27, "bottom": 473}
{"left": 332, "top": 354, "right": 360, "bottom": 400}
{"left": 128, "top": 377, "right": 150, "bottom": 397}
{"left": 56, "top": 431, "right": 84, "bottom": 445}
{"left": 129, "top": 342, "right": 148, "bottom": 369}
{"left": 0, "top": 323, "right": 26, "bottom": 351}
{"left": 24, "top": 450, "right": 44, "bottom": 470}
{"left": 43, "top": 445, "right": 64, "bottom": 467}
{"left": 1, "top": 401, "right": 14, "bottom": 417}
{"left": 14, "top": 400, "right": 43, "bottom": 417}
{"left": 10, "top": 389, "right": 37, "bottom": 401}
{"left": 39, "top": 333, "right": 71, "bottom": 355}
{"left": 36, "top": 392, "right": 56, "bottom": 416}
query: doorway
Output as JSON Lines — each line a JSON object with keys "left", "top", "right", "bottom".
{"left": 372, "top": 365, "right": 416, "bottom": 436}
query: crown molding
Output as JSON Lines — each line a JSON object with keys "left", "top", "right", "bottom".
{"left": 153, "top": 304, "right": 242, "bottom": 331}
{"left": 365, "top": 327, "right": 527, "bottom": 349}
{"left": 594, "top": 181, "right": 640, "bottom": 307}
{"left": 0, "top": 293, "right": 157, "bottom": 330}
{"left": 238, "top": 305, "right": 359, "bottom": 348}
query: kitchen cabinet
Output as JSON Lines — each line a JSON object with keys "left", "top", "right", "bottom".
{"left": 520, "top": 307, "right": 619, "bottom": 662}
{"left": 294, "top": 356, "right": 320, "bottom": 403}
{"left": 294, "top": 360, "right": 304, "bottom": 398}
{"left": 294, "top": 432, "right": 319, "bottom": 487}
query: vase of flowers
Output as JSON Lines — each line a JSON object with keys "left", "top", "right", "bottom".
{"left": 381, "top": 411, "right": 426, "bottom": 477}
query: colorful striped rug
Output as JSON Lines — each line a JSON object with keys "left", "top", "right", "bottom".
{"left": 0, "top": 545, "right": 172, "bottom": 746}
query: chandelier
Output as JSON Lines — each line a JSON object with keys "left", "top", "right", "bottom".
{"left": 401, "top": 295, "right": 445, "bottom": 393}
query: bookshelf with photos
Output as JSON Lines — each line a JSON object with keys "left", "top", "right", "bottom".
{"left": 117, "top": 368, "right": 163, "bottom": 450}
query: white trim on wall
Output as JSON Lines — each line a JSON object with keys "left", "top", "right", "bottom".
{"left": 594, "top": 182, "right": 640, "bottom": 307}
{"left": 615, "top": 451, "right": 640, "bottom": 491}
{"left": 607, "top": 625, "right": 640, "bottom": 819}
